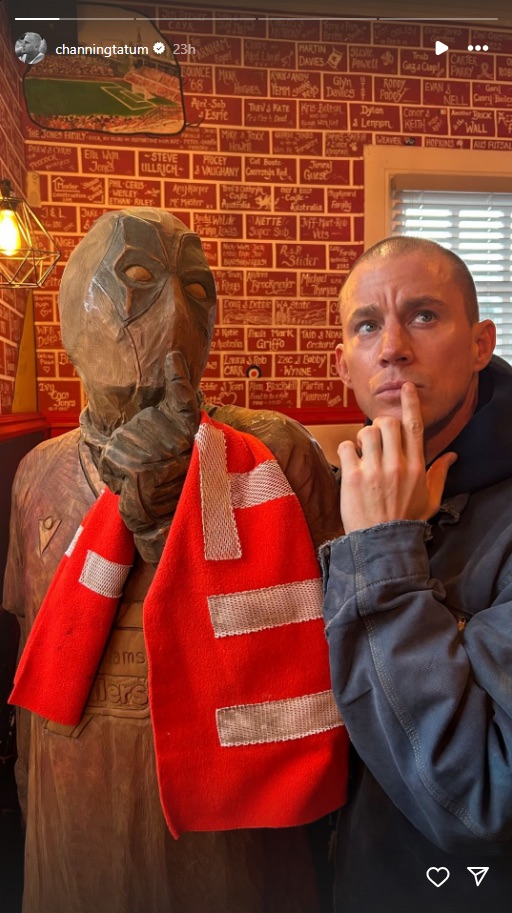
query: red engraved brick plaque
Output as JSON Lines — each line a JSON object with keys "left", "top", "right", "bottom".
{"left": 349, "top": 45, "right": 398, "bottom": 74}
{"left": 449, "top": 53, "right": 494, "bottom": 81}
{"left": 213, "top": 270, "right": 244, "bottom": 297}
{"left": 51, "top": 176, "right": 105, "bottom": 204}
{"left": 274, "top": 187, "right": 325, "bottom": 212}
{"left": 223, "top": 353, "right": 272, "bottom": 378}
{"left": 401, "top": 49, "right": 446, "bottom": 79}
{"left": 246, "top": 272, "right": 297, "bottom": 297}
{"left": 37, "top": 205, "right": 77, "bottom": 233}
{"left": 350, "top": 103, "right": 401, "bottom": 132}
{"left": 327, "top": 189, "right": 364, "bottom": 213}
{"left": 374, "top": 77, "right": 421, "bottom": 104}
{"left": 186, "top": 95, "right": 242, "bottom": 125}
{"left": 201, "top": 381, "right": 246, "bottom": 407}
{"left": 164, "top": 182, "right": 217, "bottom": 210}
{"left": 248, "top": 380, "right": 298, "bottom": 410}
{"left": 216, "top": 67, "right": 268, "bottom": 96}
{"left": 329, "top": 244, "right": 364, "bottom": 272}
{"left": 300, "top": 272, "right": 342, "bottom": 299}
{"left": 181, "top": 64, "right": 214, "bottom": 94}
{"left": 244, "top": 99, "right": 297, "bottom": 128}
{"left": 193, "top": 154, "right": 242, "bottom": 180}
{"left": 193, "top": 212, "right": 243, "bottom": 239}
{"left": 472, "top": 82, "right": 512, "bottom": 108}
{"left": 221, "top": 242, "right": 273, "bottom": 268}
{"left": 26, "top": 144, "right": 78, "bottom": 172}
{"left": 276, "top": 244, "right": 326, "bottom": 270}
{"left": 247, "top": 328, "right": 298, "bottom": 351}
{"left": 219, "top": 129, "right": 270, "bottom": 154}
{"left": 275, "top": 353, "right": 329, "bottom": 378}
{"left": 272, "top": 130, "right": 322, "bottom": 156}
{"left": 275, "top": 299, "right": 328, "bottom": 325}
{"left": 222, "top": 298, "right": 273, "bottom": 325}
{"left": 38, "top": 380, "right": 81, "bottom": 414}
{"left": 374, "top": 23, "right": 421, "bottom": 46}
{"left": 497, "top": 57, "right": 512, "bottom": 82}
{"left": 202, "top": 354, "right": 221, "bottom": 378}
{"left": 299, "top": 327, "right": 342, "bottom": 350}
{"left": 450, "top": 109, "right": 496, "bottom": 136}
{"left": 423, "top": 80, "right": 471, "bottom": 106}
{"left": 80, "top": 207, "right": 112, "bottom": 233}
{"left": 300, "top": 158, "right": 349, "bottom": 185}
{"left": 220, "top": 184, "right": 272, "bottom": 211}
{"left": 297, "top": 43, "right": 347, "bottom": 71}
{"left": 108, "top": 179, "right": 161, "bottom": 207}
{"left": 270, "top": 70, "right": 321, "bottom": 99}
{"left": 300, "top": 215, "right": 350, "bottom": 241}
{"left": 139, "top": 151, "right": 189, "bottom": 178}
{"left": 299, "top": 101, "right": 347, "bottom": 130}
{"left": 247, "top": 215, "right": 297, "bottom": 240}
{"left": 423, "top": 25, "right": 470, "bottom": 52}
{"left": 244, "top": 157, "right": 296, "bottom": 183}
{"left": 82, "top": 148, "right": 135, "bottom": 175}
{"left": 210, "top": 327, "right": 245, "bottom": 351}
{"left": 300, "top": 378, "right": 346, "bottom": 409}
{"left": 192, "top": 35, "right": 242, "bottom": 65}
{"left": 323, "top": 74, "right": 371, "bottom": 102}
{"left": 402, "top": 107, "right": 449, "bottom": 135}
{"left": 244, "top": 39, "right": 296, "bottom": 69}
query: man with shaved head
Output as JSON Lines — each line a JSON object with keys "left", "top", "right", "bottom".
{"left": 323, "top": 235, "right": 512, "bottom": 912}
{"left": 16, "top": 32, "right": 46, "bottom": 64}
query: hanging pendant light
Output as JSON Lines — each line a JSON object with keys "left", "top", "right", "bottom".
{"left": 0, "top": 179, "right": 60, "bottom": 288}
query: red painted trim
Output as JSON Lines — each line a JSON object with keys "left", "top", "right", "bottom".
{"left": 280, "top": 407, "right": 365, "bottom": 425}
{"left": 0, "top": 412, "right": 50, "bottom": 442}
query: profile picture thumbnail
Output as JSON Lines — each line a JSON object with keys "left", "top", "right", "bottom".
{"left": 15, "top": 32, "right": 47, "bottom": 66}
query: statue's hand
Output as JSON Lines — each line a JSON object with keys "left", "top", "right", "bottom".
{"left": 98, "top": 351, "right": 200, "bottom": 562}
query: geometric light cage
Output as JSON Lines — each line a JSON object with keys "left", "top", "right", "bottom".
{"left": 0, "top": 179, "right": 60, "bottom": 288}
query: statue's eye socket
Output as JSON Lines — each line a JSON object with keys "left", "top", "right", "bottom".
{"left": 124, "top": 265, "right": 153, "bottom": 282}
{"left": 185, "top": 282, "right": 208, "bottom": 300}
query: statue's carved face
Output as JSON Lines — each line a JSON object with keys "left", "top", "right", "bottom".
{"left": 59, "top": 210, "right": 217, "bottom": 432}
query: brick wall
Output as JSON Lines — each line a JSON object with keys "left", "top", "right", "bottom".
{"left": 10, "top": 4, "right": 512, "bottom": 426}
{"left": 0, "top": 6, "right": 29, "bottom": 416}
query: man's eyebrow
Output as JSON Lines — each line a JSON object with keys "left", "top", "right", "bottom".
{"left": 402, "top": 295, "right": 447, "bottom": 309}
{"left": 345, "top": 296, "right": 447, "bottom": 327}
{"left": 344, "top": 304, "right": 381, "bottom": 329}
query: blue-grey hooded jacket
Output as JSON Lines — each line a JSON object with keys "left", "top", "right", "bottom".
{"left": 322, "top": 355, "right": 512, "bottom": 912}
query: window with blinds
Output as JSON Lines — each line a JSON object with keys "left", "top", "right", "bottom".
{"left": 391, "top": 188, "right": 512, "bottom": 364}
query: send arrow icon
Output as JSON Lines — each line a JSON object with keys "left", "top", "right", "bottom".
{"left": 467, "top": 867, "right": 489, "bottom": 886}
{"left": 435, "top": 40, "right": 449, "bottom": 55}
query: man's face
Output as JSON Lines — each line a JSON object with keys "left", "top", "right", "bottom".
{"left": 22, "top": 34, "right": 40, "bottom": 60}
{"left": 335, "top": 249, "right": 495, "bottom": 451}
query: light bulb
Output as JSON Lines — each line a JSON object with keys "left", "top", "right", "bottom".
{"left": 0, "top": 209, "right": 22, "bottom": 256}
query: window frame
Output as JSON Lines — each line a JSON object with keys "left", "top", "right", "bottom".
{"left": 363, "top": 145, "right": 512, "bottom": 249}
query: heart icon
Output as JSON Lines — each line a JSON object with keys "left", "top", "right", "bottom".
{"left": 426, "top": 867, "right": 450, "bottom": 887}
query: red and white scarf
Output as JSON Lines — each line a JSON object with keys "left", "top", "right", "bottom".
{"left": 11, "top": 414, "right": 348, "bottom": 836}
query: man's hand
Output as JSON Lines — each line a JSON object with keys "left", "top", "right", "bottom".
{"left": 339, "top": 382, "right": 457, "bottom": 534}
{"left": 98, "top": 351, "right": 200, "bottom": 562}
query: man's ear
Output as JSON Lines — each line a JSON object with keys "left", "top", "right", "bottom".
{"left": 474, "top": 319, "right": 496, "bottom": 372}
{"left": 335, "top": 343, "right": 353, "bottom": 388}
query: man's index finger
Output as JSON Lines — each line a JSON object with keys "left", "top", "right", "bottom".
{"left": 400, "top": 382, "right": 425, "bottom": 460}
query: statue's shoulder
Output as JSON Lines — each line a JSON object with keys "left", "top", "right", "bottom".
{"left": 14, "top": 427, "right": 81, "bottom": 483}
{"left": 204, "top": 403, "right": 320, "bottom": 460}
{"left": 11, "top": 428, "right": 86, "bottom": 518}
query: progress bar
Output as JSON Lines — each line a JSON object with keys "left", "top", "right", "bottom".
{"left": 15, "top": 16, "right": 500, "bottom": 21}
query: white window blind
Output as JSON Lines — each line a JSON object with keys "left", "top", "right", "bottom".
{"left": 391, "top": 189, "right": 512, "bottom": 364}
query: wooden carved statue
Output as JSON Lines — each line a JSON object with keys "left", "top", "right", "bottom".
{"left": 3, "top": 209, "right": 344, "bottom": 913}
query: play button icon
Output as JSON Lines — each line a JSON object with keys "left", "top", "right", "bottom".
{"left": 435, "top": 40, "right": 449, "bottom": 55}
